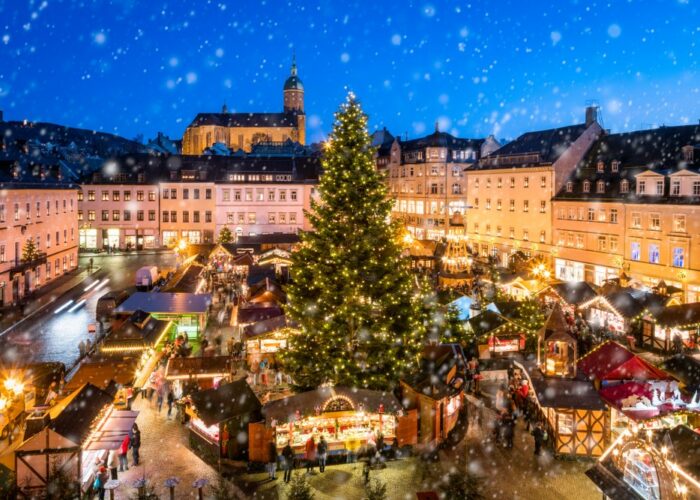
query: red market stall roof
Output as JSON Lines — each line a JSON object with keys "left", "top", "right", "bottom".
{"left": 577, "top": 341, "right": 672, "bottom": 381}
{"left": 598, "top": 381, "right": 698, "bottom": 421}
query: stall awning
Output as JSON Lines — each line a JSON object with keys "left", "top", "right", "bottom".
{"left": 84, "top": 409, "right": 139, "bottom": 451}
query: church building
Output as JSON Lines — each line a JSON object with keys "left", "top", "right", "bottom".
{"left": 182, "top": 59, "right": 306, "bottom": 155}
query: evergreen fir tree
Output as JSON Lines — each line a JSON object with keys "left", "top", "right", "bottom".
{"left": 217, "top": 226, "right": 233, "bottom": 244}
{"left": 282, "top": 94, "right": 426, "bottom": 390}
{"left": 22, "top": 238, "right": 39, "bottom": 263}
{"left": 286, "top": 472, "right": 314, "bottom": 500}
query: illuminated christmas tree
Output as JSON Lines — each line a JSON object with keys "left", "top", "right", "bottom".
{"left": 282, "top": 94, "right": 426, "bottom": 390}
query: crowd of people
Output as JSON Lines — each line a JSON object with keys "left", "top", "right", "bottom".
{"left": 490, "top": 365, "right": 549, "bottom": 456}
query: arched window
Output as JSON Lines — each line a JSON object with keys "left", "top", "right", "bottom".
{"left": 583, "top": 180, "right": 591, "bottom": 193}
{"left": 620, "top": 179, "right": 629, "bottom": 193}
{"left": 596, "top": 180, "right": 605, "bottom": 193}
{"left": 566, "top": 181, "right": 573, "bottom": 193}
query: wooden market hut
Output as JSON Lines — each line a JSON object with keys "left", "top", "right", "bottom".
{"left": 586, "top": 425, "right": 700, "bottom": 499}
{"left": 243, "top": 315, "right": 296, "bottom": 367}
{"left": 187, "top": 379, "right": 262, "bottom": 464}
{"left": 517, "top": 360, "right": 611, "bottom": 458}
{"left": 251, "top": 386, "right": 415, "bottom": 462}
{"left": 466, "top": 310, "right": 526, "bottom": 359}
{"left": 579, "top": 287, "right": 670, "bottom": 335}
{"left": 643, "top": 303, "right": 700, "bottom": 353}
{"left": 538, "top": 281, "right": 599, "bottom": 312}
{"left": 400, "top": 344, "right": 467, "bottom": 448}
{"left": 537, "top": 304, "right": 578, "bottom": 378}
{"left": 165, "top": 356, "right": 234, "bottom": 388}
{"left": 115, "top": 292, "right": 212, "bottom": 339}
{"left": 99, "top": 311, "right": 173, "bottom": 355}
{"left": 15, "top": 383, "right": 137, "bottom": 496}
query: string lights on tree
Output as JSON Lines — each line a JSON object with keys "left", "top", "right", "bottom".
{"left": 281, "top": 93, "right": 427, "bottom": 391}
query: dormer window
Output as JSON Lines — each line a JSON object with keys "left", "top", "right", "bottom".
{"left": 611, "top": 161, "right": 620, "bottom": 173}
{"left": 655, "top": 180, "right": 664, "bottom": 195}
{"left": 638, "top": 180, "right": 646, "bottom": 194}
{"left": 596, "top": 180, "right": 605, "bottom": 193}
{"left": 620, "top": 179, "right": 629, "bottom": 193}
{"left": 566, "top": 181, "right": 573, "bottom": 193}
{"left": 596, "top": 161, "right": 604, "bottom": 173}
{"left": 682, "top": 145, "right": 694, "bottom": 162}
{"left": 671, "top": 180, "right": 681, "bottom": 196}
{"left": 583, "top": 180, "right": 591, "bottom": 193}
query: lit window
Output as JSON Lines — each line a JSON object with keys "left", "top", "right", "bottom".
{"left": 597, "top": 161, "right": 604, "bottom": 173}
{"left": 649, "top": 244, "right": 660, "bottom": 264}
{"left": 631, "top": 242, "right": 641, "bottom": 261}
{"left": 649, "top": 213, "right": 660, "bottom": 230}
{"left": 673, "top": 247, "right": 685, "bottom": 268}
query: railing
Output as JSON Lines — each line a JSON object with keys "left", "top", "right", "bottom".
{"left": 9, "top": 253, "right": 47, "bottom": 278}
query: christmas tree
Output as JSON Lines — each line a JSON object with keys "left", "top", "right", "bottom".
{"left": 217, "top": 226, "right": 233, "bottom": 244}
{"left": 282, "top": 94, "right": 426, "bottom": 390}
{"left": 22, "top": 238, "right": 39, "bottom": 263}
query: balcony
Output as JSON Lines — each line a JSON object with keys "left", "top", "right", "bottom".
{"left": 9, "top": 253, "right": 47, "bottom": 279}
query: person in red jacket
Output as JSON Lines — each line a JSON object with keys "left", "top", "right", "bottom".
{"left": 118, "top": 434, "right": 130, "bottom": 471}
{"left": 304, "top": 436, "right": 316, "bottom": 474}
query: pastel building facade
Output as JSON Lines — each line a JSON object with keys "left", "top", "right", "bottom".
{"left": 0, "top": 162, "right": 79, "bottom": 306}
{"left": 78, "top": 160, "right": 161, "bottom": 250}
{"left": 464, "top": 108, "right": 603, "bottom": 267}
{"left": 553, "top": 125, "right": 700, "bottom": 301}
{"left": 375, "top": 128, "right": 499, "bottom": 240}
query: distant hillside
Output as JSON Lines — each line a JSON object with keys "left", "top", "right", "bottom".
{"left": 0, "top": 120, "right": 150, "bottom": 157}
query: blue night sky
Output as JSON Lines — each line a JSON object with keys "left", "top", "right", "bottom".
{"left": 1, "top": 0, "right": 699, "bottom": 144}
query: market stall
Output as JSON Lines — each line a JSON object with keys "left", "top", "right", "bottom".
{"left": 250, "top": 386, "right": 414, "bottom": 462}
{"left": 14, "top": 383, "right": 137, "bottom": 496}
{"left": 115, "top": 292, "right": 211, "bottom": 340}
{"left": 517, "top": 360, "right": 611, "bottom": 458}
{"left": 165, "top": 356, "right": 233, "bottom": 390}
{"left": 643, "top": 303, "right": 700, "bottom": 353}
{"left": 401, "top": 344, "right": 466, "bottom": 448}
{"left": 243, "top": 317, "right": 296, "bottom": 367}
{"left": 186, "top": 379, "right": 262, "bottom": 464}
{"left": 537, "top": 305, "right": 578, "bottom": 378}
{"left": 466, "top": 310, "right": 526, "bottom": 359}
{"left": 537, "top": 281, "right": 599, "bottom": 313}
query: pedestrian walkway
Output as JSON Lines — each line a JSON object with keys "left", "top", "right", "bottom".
{"left": 0, "top": 266, "right": 100, "bottom": 334}
{"left": 110, "top": 395, "right": 228, "bottom": 499}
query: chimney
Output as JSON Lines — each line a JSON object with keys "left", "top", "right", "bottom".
{"left": 585, "top": 106, "right": 598, "bottom": 127}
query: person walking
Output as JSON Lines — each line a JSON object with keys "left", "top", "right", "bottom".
{"left": 93, "top": 465, "right": 109, "bottom": 500}
{"left": 118, "top": 434, "right": 130, "bottom": 471}
{"left": 282, "top": 441, "right": 294, "bottom": 483}
{"left": 156, "top": 386, "right": 164, "bottom": 413}
{"left": 304, "top": 435, "right": 316, "bottom": 474}
{"left": 503, "top": 411, "right": 515, "bottom": 449}
{"left": 267, "top": 441, "right": 278, "bottom": 480}
{"left": 531, "top": 422, "right": 545, "bottom": 456}
{"left": 317, "top": 435, "right": 328, "bottom": 473}
{"left": 167, "top": 390, "right": 175, "bottom": 418}
{"left": 107, "top": 448, "right": 119, "bottom": 480}
{"left": 131, "top": 423, "right": 141, "bottom": 466}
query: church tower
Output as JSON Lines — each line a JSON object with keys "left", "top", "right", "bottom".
{"left": 283, "top": 55, "right": 304, "bottom": 113}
